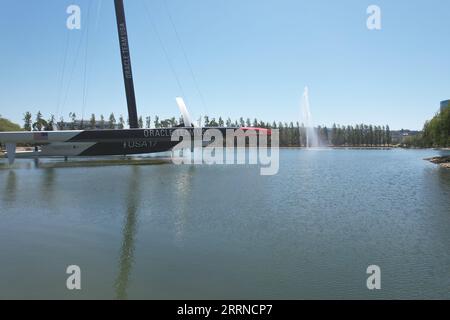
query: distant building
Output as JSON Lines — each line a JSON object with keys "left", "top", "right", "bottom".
{"left": 440, "top": 100, "right": 450, "bottom": 113}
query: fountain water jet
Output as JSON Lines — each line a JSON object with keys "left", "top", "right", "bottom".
{"left": 300, "top": 86, "right": 319, "bottom": 148}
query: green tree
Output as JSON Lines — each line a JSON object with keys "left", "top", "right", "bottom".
{"left": 154, "top": 116, "right": 160, "bottom": 128}
{"left": 33, "top": 111, "right": 47, "bottom": 131}
{"left": 288, "top": 122, "right": 295, "bottom": 146}
{"left": 421, "top": 108, "right": 449, "bottom": 147}
{"left": 386, "top": 125, "right": 392, "bottom": 146}
{"left": 118, "top": 115, "right": 125, "bottom": 129}
{"left": 346, "top": 125, "right": 353, "bottom": 146}
{"left": 354, "top": 124, "right": 361, "bottom": 146}
{"left": 368, "top": 125, "right": 374, "bottom": 146}
{"left": 90, "top": 114, "right": 96, "bottom": 129}
{"left": 58, "top": 117, "right": 65, "bottom": 130}
{"left": 109, "top": 113, "right": 116, "bottom": 129}
{"left": 45, "top": 115, "right": 56, "bottom": 131}
{"left": 331, "top": 123, "right": 338, "bottom": 145}
{"left": 69, "top": 112, "right": 77, "bottom": 130}
{"left": 23, "top": 112, "right": 32, "bottom": 131}
{"left": 160, "top": 119, "right": 171, "bottom": 127}
{"left": 209, "top": 118, "right": 219, "bottom": 127}
{"left": 99, "top": 115, "right": 105, "bottom": 129}
{"left": 299, "top": 123, "right": 305, "bottom": 147}
{"left": 323, "top": 126, "right": 329, "bottom": 145}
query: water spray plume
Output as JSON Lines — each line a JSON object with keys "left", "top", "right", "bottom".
{"left": 300, "top": 86, "right": 319, "bottom": 148}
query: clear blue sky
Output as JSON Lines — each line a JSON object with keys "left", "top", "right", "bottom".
{"left": 0, "top": 0, "right": 449, "bottom": 130}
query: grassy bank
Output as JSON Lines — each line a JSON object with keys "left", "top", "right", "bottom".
{"left": 0, "top": 118, "right": 22, "bottom": 132}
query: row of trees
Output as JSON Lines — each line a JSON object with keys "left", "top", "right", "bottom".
{"left": 22, "top": 111, "right": 391, "bottom": 147}
{"left": 402, "top": 108, "right": 450, "bottom": 148}
{"left": 278, "top": 123, "right": 392, "bottom": 147}
{"left": 23, "top": 112, "right": 130, "bottom": 131}
{"left": 23, "top": 112, "right": 277, "bottom": 130}
{"left": 23, "top": 111, "right": 186, "bottom": 131}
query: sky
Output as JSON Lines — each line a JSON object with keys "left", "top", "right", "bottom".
{"left": 0, "top": 0, "right": 449, "bottom": 130}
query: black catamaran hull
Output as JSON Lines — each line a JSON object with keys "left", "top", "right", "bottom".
{"left": 0, "top": 127, "right": 269, "bottom": 159}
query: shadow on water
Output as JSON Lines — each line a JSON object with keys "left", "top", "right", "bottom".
{"left": 114, "top": 166, "right": 141, "bottom": 300}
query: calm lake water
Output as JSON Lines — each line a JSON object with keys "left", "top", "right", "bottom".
{"left": 0, "top": 149, "right": 449, "bottom": 299}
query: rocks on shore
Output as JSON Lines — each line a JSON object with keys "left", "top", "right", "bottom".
{"left": 425, "top": 156, "right": 450, "bottom": 168}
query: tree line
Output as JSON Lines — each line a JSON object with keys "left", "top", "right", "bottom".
{"left": 22, "top": 111, "right": 392, "bottom": 147}
{"left": 278, "top": 123, "right": 392, "bottom": 147}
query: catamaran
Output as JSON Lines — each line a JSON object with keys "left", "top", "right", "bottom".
{"left": 0, "top": 0, "right": 269, "bottom": 164}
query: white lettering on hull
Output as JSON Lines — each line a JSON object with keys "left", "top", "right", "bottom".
{"left": 123, "top": 141, "right": 158, "bottom": 149}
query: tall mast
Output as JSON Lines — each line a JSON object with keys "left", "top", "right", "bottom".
{"left": 114, "top": 0, "right": 139, "bottom": 129}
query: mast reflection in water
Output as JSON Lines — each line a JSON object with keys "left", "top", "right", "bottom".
{"left": 114, "top": 166, "right": 141, "bottom": 300}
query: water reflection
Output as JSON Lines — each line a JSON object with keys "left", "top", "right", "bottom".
{"left": 114, "top": 166, "right": 141, "bottom": 300}
{"left": 437, "top": 167, "right": 450, "bottom": 188}
{"left": 41, "top": 168, "right": 56, "bottom": 204}
{"left": 174, "top": 167, "right": 195, "bottom": 245}
{"left": 3, "top": 171, "right": 17, "bottom": 203}
{"left": 0, "top": 159, "right": 33, "bottom": 170}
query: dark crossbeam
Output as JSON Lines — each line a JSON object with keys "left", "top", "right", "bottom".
{"left": 114, "top": 0, "right": 139, "bottom": 129}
